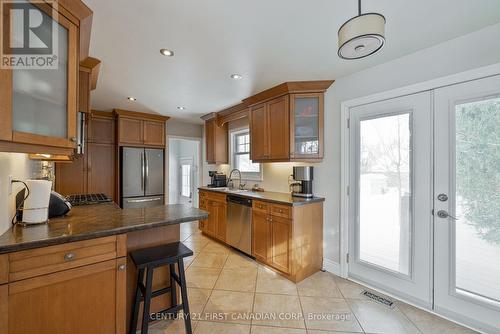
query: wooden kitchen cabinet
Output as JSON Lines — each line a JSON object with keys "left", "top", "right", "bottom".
{"left": 55, "top": 154, "right": 88, "bottom": 195}
{"left": 3, "top": 236, "right": 127, "bottom": 334}
{"left": 214, "top": 201, "right": 227, "bottom": 242}
{"left": 115, "top": 109, "right": 168, "bottom": 147}
{"left": 87, "top": 143, "right": 115, "bottom": 199}
{"left": 252, "top": 210, "right": 270, "bottom": 263}
{"left": 0, "top": 1, "right": 90, "bottom": 155}
{"left": 204, "top": 118, "right": 228, "bottom": 164}
{"left": 143, "top": 120, "right": 166, "bottom": 146}
{"left": 118, "top": 117, "right": 143, "bottom": 145}
{"left": 198, "top": 190, "right": 227, "bottom": 242}
{"left": 250, "top": 96, "right": 290, "bottom": 161}
{"left": 248, "top": 104, "right": 268, "bottom": 160}
{"left": 8, "top": 259, "right": 125, "bottom": 334}
{"left": 246, "top": 81, "right": 333, "bottom": 162}
{"left": 269, "top": 216, "right": 291, "bottom": 273}
{"left": 252, "top": 200, "right": 323, "bottom": 281}
{"left": 56, "top": 111, "right": 116, "bottom": 201}
{"left": 252, "top": 208, "right": 291, "bottom": 274}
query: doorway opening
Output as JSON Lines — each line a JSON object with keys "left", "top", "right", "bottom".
{"left": 168, "top": 137, "right": 201, "bottom": 207}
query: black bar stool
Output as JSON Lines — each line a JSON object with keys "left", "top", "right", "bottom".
{"left": 129, "top": 241, "right": 193, "bottom": 334}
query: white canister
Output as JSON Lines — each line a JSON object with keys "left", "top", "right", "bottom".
{"left": 22, "top": 180, "right": 52, "bottom": 224}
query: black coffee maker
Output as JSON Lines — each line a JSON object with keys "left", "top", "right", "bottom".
{"left": 208, "top": 171, "right": 227, "bottom": 188}
{"left": 291, "top": 166, "right": 314, "bottom": 198}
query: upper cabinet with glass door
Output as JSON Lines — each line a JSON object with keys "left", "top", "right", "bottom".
{"left": 0, "top": 0, "right": 92, "bottom": 155}
{"left": 244, "top": 81, "right": 333, "bottom": 162}
{"left": 290, "top": 93, "right": 324, "bottom": 159}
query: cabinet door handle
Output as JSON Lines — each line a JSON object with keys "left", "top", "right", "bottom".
{"left": 64, "top": 252, "right": 76, "bottom": 261}
{"left": 118, "top": 264, "right": 126, "bottom": 271}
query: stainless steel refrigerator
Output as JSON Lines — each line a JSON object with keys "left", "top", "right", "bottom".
{"left": 121, "top": 147, "right": 164, "bottom": 208}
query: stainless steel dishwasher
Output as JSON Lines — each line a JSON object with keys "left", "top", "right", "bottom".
{"left": 226, "top": 195, "right": 252, "bottom": 255}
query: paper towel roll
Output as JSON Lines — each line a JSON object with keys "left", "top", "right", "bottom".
{"left": 23, "top": 180, "right": 52, "bottom": 224}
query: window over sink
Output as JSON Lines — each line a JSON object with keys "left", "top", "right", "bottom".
{"left": 230, "top": 128, "right": 263, "bottom": 181}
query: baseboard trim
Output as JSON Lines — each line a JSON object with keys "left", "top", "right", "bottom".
{"left": 322, "top": 258, "right": 342, "bottom": 276}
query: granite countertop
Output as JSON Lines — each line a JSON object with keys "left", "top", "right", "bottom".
{"left": 198, "top": 187, "right": 325, "bottom": 206}
{"left": 0, "top": 203, "right": 208, "bottom": 254}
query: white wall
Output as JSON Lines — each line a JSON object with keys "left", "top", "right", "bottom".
{"left": 0, "top": 153, "right": 41, "bottom": 234}
{"left": 167, "top": 119, "right": 203, "bottom": 138}
{"left": 202, "top": 22, "right": 500, "bottom": 267}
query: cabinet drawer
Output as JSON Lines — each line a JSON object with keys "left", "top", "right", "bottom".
{"left": 9, "top": 236, "right": 118, "bottom": 282}
{"left": 270, "top": 204, "right": 292, "bottom": 219}
{"left": 199, "top": 191, "right": 208, "bottom": 198}
{"left": 208, "top": 192, "right": 227, "bottom": 203}
{"left": 253, "top": 200, "right": 270, "bottom": 213}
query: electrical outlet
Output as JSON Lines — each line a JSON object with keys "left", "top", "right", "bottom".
{"left": 8, "top": 175, "right": 13, "bottom": 195}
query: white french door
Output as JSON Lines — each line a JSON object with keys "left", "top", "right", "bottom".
{"left": 434, "top": 75, "right": 500, "bottom": 333}
{"left": 348, "top": 75, "right": 500, "bottom": 333}
{"left": 179, "top": 157, "right": 194, "bottom": 206}
{"left": 348, "top": 92, "right": 433, "bottom": 307}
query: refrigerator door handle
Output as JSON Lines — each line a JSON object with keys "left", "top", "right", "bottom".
{"left": 140, "top": 152, "right": 145, "bottom": 191}
{"left": 145, "top": 151, "right": 149, "bottom": 192}
{"left": 125, "top": 197, "right": 162, "bottom": 203}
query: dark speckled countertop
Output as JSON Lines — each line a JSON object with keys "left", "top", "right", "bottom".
{"left": 198, "top": 187, "right": 325, "bottom": 206}
{"left": 0, "top": 203, "right": 208, "bottom": 254}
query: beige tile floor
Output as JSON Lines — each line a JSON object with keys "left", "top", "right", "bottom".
{"left": 147, "top": 222, "right": 478, "bottom": 334}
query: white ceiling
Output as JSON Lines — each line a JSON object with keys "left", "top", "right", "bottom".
{"left": 84, "top": 0, "right": 500, "bottom": 123}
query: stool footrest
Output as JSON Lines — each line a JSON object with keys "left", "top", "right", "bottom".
{"left": 152, "top": 286, "right": 172, "bottom": 298}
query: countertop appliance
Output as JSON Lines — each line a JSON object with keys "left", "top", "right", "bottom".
{"left": 226, "top": 195, "right": 252, "bottom": 255}
{"left": 208, "top": 171, "right": 227, "bottom": 188}
{"left": 121, "top": 147, "right": 164, "bottom": 208}
{"left": 16, "top": 190, "right": 72, "bottom": 222}
{"left": 292, "top": 166, "right": 314, "bottom": 198}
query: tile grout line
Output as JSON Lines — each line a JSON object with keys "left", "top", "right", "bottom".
{"left": 394, "top": 304, "right": 425, "bottom": 334}
{"left": 296, "top": 280, "right": 308, "bottom": 331}
{"left": 343, "top": 298, "right": 367, "bottom": 334}
{"left": 250, "top": 264, "right": 259, "bottom": 332}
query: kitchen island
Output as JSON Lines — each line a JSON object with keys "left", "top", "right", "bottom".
{"left": 0, "top": 203, "right": 208, "bottom": 334}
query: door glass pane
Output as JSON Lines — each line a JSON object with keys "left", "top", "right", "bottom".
{"left": 181, "top": 164, "right": 191, "bottom": 198}
{"left": 12, "top": 3, "right": 68, "bottom": 138}
{"left": 358, "top": 113, "right": 412, "bottom": 275}
{"left": 294, "top": 97, "right": 319, "bottom": 155}
{"left": 455, "top": 97, "right": 500, "bottom": 302}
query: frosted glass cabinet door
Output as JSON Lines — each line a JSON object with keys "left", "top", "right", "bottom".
{"left": 291, "top": 94, "right": 323, "bottom": 158}
{"left": 12, "top": 5, "right": 68, "bottom": 139}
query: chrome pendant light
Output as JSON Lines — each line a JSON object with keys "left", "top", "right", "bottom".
{"left": 338, "top": 0, "right": 386, "bottom": 60}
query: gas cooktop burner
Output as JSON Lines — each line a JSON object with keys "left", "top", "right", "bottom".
{"left": 66, "top": 193, "right": 112, "bottom": 206}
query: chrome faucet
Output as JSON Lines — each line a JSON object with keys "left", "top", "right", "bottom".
{"left": 228, "top": 169, "right": 245, "bottom": 190}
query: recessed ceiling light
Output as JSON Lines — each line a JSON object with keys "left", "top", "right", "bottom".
{"left": 230, "top": 74, "right": 243, "bottom": 80}
{"left": 177, "top": 106, "right": 186, "bottom": 110}
{"left": 127, "top": 96, "right": 137, "bottom": 101}
{"left": 160, "top": 48, "right": 174, "bottom": 56}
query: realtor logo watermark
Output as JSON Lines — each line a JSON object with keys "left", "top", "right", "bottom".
{"left": 1, "top": 0, "right": 59, "bottom": 69}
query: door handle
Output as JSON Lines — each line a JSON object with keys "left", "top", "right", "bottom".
{"left": 436, "top": 210, "right": 458, "bottom": 220}
{"left": 144, "top": 152, "right": 149, "bottom": 191}
{"left": 140, "top": 153, "right": 145, "bottom": 191}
